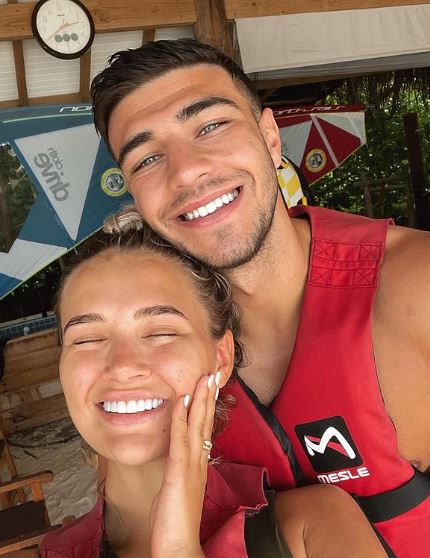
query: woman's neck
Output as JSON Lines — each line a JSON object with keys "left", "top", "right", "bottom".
{"left": 104, "top": 458, "right": 166, "bottom": 556}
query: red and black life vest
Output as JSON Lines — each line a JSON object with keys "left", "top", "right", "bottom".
{"left": 213, "top": 205, "right": 430, "bottom": 557}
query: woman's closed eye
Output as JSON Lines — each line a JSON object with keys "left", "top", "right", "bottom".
{"left": 145, "top": 331, "right": 178, "bottom": 340}
{"left": 72, "top": 337, "right": 106, "bottom": 345}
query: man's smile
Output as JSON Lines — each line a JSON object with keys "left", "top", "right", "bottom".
{"left": 180, "top": 187, "right": 240, "bottom": 221}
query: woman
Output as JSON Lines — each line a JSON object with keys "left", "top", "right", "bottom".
{"left": 7, "top": 210, "right": 387, "bottom": 558}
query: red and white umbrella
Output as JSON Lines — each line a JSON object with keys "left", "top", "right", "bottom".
{"left": 274, "top": 105, "right": 367, "bottom": 187}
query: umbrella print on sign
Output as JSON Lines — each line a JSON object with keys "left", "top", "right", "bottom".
{"left": 0, "top": 104, "right": 132, "bottom": 300}
{"left": 274, "top": 105, "right": 366, "bottom": 207}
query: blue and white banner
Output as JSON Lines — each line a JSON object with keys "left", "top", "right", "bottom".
{"left": 0, "top": 104, "right": 132, "bottom": 300}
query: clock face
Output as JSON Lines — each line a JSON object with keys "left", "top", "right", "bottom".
{"left": 32, "top": 0, "right": 95, "bottom": 59}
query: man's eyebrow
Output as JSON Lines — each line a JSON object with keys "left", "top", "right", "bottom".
{"left": 117, "top": 129, "right": 153, "bottom": 168}
{"left": 134, "top": 305, "right": 187, "bottom": 320}
{"left": 176, "top": 96, "right": 239, "bottom": 123}
{"left": 63, "top": 313, "right": 104, "bottom": 335}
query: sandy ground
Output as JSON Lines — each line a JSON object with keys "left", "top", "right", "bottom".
{"left": 2, "top": 418, "right": 97, "bottom": 525}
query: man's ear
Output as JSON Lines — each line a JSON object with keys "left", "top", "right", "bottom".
{"left": 259, "top": 107, "right": 282, "bottom": 168}
{"left": 215, "top": 330, "right": 235, "bottom": 388}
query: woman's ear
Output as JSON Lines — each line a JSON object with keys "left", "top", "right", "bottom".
{"left": 259, "top": 107, "right": 282, "bottom": 168}
{"left": 215, "top": 330, "right": 235, "bottom": 388}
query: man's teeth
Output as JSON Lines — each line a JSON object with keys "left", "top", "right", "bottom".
{"left": 183, "top": 188, "right": 239, "bottom": 221}
{"left": 103, "top": 399, "right": 164, "bottom": 414}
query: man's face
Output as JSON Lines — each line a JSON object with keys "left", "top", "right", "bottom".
{"left": 108, "top": 64, "right": 282, "bottom": 269}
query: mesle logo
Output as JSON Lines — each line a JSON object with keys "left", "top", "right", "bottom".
{"left": 34, "top": 148, "right": 70, "bottom": 201}
{"left": 295, "top": 416, "right": 363, "bottom": 473}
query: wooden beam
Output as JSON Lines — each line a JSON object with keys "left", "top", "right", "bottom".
{"left": 403, "top": 112, "right": 430, "bottom": 230}
{"left": 142, "top": 29, "right": 156, "bottom": 45}
{"left": 11, "top": 41, "right": 28, "bottom": 106}
{"left": 79, "top": 49, "right": 92, "bottom": 102}
{"left": 8, "top": 0, "right": 28, "bottom": 106}
{"left": 193, "top": 0, "right": 234, "bottom": 58}
{"left": 224, "top": 0, "right": 430, "bottom": 19}
{"left": 252, "top": 67, "right": 394, "bottom": 90}
{"left": 0, "top": 0, "right": 197, "bottom": 41}
{"left": 0, "top": 93, "right": 82, "bottom": 109}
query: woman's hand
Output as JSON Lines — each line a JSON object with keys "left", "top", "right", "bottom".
{"left": 150, "top": 372, "right": 219, "bottom": 558}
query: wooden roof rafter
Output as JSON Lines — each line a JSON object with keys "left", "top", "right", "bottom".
{"left": 224, "top": 0, "right": 430, "bottom": 19}
{"left": 0, "top": 0, "right": 197, "bottom": 42}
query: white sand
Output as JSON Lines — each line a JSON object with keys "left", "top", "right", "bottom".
{"left": 2, "top": 420, "right": 97, "bottom": 526}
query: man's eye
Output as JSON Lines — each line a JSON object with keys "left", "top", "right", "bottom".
{"left": 132, "top": 154, "right": 160, "bottom": 173}
{"left": 199, "top": 121, "right": 227, "bottom": 136}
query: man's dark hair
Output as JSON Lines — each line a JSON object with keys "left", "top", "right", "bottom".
{"left": 91, "top": 38, "right": 262, "bottom": 155}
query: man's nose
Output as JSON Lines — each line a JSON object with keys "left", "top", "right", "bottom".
{"left": 103, "top": 341, "right": 151, "bottom": 383}
{"left": 166, "top": 140, "right": 210, "bottom": 190}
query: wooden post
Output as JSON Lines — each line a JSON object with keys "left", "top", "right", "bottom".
{"left": 360, "top": 172, "right": 374, "bottom": 218}
{"left": 193, "top": 0, "right": 234, "bottom": 58}
{"left": 8, "top": 0, "right": 28, "bottom": 107}
{"left": 403, "top": 113, "right": 430, "bottom": 230}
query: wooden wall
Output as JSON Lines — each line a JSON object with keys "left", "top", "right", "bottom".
{"left": 0, "top": 330, "right": 69, "bottom": 434}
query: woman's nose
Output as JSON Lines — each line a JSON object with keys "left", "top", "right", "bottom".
{"left": 103, "top": 341, "right": 151, "bottom": 383}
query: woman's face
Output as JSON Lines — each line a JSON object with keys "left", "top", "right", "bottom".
{"left": 59, "top": 249, "right": 233, "bottom": 466}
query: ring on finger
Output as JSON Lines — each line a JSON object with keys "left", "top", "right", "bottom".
{"left": 202, "top": 439, "right": 213, "bottom": 452}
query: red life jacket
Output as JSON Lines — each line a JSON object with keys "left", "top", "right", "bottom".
{"left": 213, "top": 205, "right": 430, "bottom": 557}
{"left": 40, "top": 463, "right": 268, "bottom": 558}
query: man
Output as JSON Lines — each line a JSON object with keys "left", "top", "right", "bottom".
{"left": 91, "top": 39, "right": 430, "bottom": 555}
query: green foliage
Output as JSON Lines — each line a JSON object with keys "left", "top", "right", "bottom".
{"left": 0, "top": 143, "right": 37, "bottom": 252}
{"left": 310, "top": 91, "right": 430, "bottom": 224}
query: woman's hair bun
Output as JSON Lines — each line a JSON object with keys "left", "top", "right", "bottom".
{"left": 103, "top": 205, "right": 144, "bottom": 235}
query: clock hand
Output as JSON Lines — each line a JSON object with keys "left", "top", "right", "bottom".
{"left": 46, "top": 25, "right": 65, "bottom": 42}
{"left": 45, "top": 21, "right": 78, "bottom": 42}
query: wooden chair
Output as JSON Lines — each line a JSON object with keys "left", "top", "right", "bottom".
{"left": 0, "top": 470, "right": 59, "bottom": 555}
{"left": 0, "top": 428, "right": 26, "bottom": 507}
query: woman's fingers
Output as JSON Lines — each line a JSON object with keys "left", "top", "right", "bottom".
{"left": 168, "top": 370, "right": 218, "bottom": 476}
{"left": 167, "top": 394, "right": 189, "bottom": 466}
{"left": 186, "top": 372, "right": 217, "bottom": 469}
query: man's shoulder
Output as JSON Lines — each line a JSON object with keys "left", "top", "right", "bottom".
{"left": 384, "top": 224, "right": 430, "bottom": 277}
{"left": 378, "top": 224, "right": 430, "bottom": 339}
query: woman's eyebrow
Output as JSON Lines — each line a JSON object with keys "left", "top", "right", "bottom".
{"left": 63, "top": 313, "right": 104, "bottom": 335}
{"left": 176, "top": 96, "right": 239, "bottom": 123}
{"left": 134, "top": 305, "right": 187, "bottom": 320}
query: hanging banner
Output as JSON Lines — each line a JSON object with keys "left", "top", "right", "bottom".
{"left": 274, "top": 105, "right": 367, "bottom": 207}
{"left": 0, "top": 104, "right": 132, "bottom": 300}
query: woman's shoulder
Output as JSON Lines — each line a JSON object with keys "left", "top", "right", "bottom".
{"left": 40, "top": 497, "right": 104, "bottom": 556}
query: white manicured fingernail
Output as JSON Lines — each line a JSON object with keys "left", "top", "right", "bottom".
{"left": 215, "top": 388, "right": 219, "bottom": 400}
{"left": 215, "top": 371, "right": 221, "bottom": 386}
{"left": 208, "top": 374, "right": 214, "bottom": 389}
{"left": 184, "top": 394, "right": 190, "bottom": 408}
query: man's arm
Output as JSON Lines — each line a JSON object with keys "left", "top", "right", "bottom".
{"left": 375, "top": 225, "right": 430, "bottom": 471}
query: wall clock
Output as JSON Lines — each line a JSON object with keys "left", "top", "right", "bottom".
{"left": 32, "top": 0, "right": 95, "bottom": 60}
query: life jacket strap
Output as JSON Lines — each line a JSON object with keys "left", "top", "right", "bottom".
{"left": 356, "top": 469, "right": 430, "bottom": 523}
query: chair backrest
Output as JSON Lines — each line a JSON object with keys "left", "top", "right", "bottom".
{"left": 0, "top": 428, "right": 18, "bottom": 477}
{"left": 0, "top": 470, "right": 58, "bottom": 555}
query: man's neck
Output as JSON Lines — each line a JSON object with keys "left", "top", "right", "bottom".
{"left": 225, "top": 199, "right": 310, "bottom": 322}
{"left": 223, "top": 199, "right": 311, "bottom": 404}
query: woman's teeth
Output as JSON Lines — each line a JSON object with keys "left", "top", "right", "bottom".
{"left": 102, "top": 399, "right": 164, "bottom": 414}
{"left": 183, "top": 188, "right": 239, "bottom": 221}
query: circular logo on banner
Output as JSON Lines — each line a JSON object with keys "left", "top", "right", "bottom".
{"left": 101, "top": 168, "right": 127, "bottom": 197}
{"left": 305, "top": 149, "right": 327, "bottom": 173}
